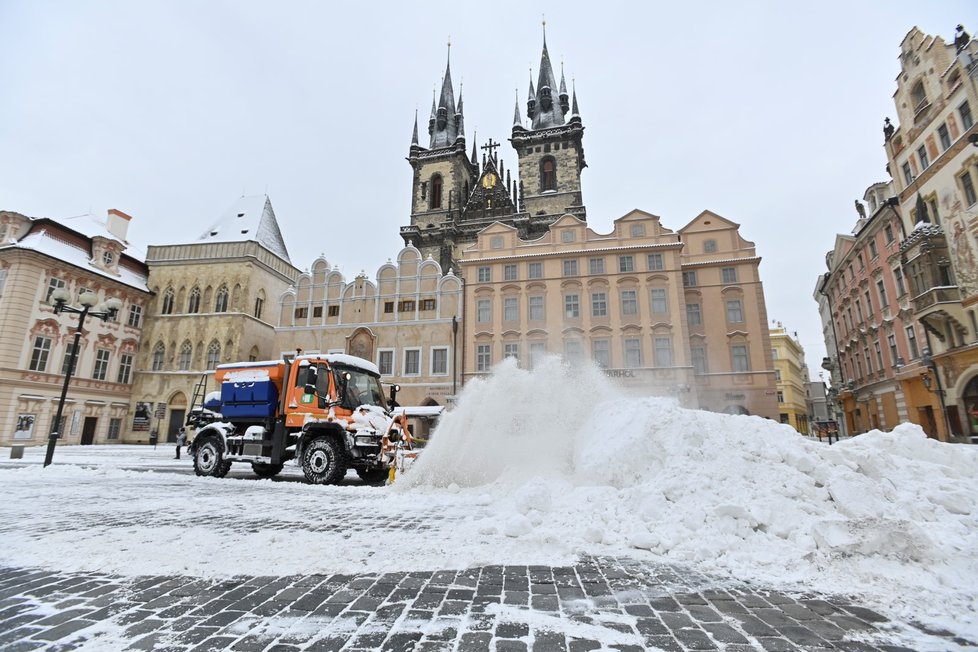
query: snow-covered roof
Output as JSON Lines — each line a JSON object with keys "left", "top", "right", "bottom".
{"left": 0, "top": 228, "right": 149, "bottom": 292}
{"left": 192, "top": 195, "right": 291, "bottom": 263}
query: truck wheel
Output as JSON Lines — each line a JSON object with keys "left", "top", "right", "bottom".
{"left": 302, "top": 437, "right": 347, "bottom": 485}
{"left": 252, "top": 462, "right": 284, "bottom": 479}
{"left": 356, "top": 468, "right": 389, "bottom": 485}
{"left": 194, "top": 436, "right": 231, "bottom": 478}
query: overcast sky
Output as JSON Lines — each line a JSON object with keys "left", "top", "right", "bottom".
{"left": 1, "top": 1, "right": 972, "bottom": 379}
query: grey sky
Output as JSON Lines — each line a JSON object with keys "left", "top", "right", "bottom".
{"left": 1, "top": 1, "right": 972, "bottom": 378}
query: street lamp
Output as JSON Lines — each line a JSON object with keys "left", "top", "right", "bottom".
{"left": 44, "top": 289, "right": 122, "bottom": 467}
{"left": 921, "top": 347, "right": 950, "bottom": 440}
{"left": 451, "top": 315, "right": 459, "bottom": 397}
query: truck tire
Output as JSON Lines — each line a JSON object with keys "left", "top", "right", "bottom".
{"left": 302, "top": 437, "right": 347, "bottom": 485}
{"left": 356, "top": 468, "right": 388, "bottom": 485}
{"left": 251, "top": 462, "right": 284, "bottom": 479}
{"left": 194, "top": 436, "right": 232, "bottom": 478}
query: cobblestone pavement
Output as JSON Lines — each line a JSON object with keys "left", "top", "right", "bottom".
{"left": 1, "top": 557, "right": 971, "bottom": 652}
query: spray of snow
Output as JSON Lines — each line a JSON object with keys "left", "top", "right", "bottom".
{"left": 399, "top": 357, "right": 978, "bottom": 636}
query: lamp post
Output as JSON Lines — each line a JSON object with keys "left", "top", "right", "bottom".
{"left": 451, "top": 315, "right": 459, "bottom": 397}
{"left": 44, "top": 289, "right": 122, "bottom": 467}
{"left": 921, "top": 347, "right": 950, "bottom": 440}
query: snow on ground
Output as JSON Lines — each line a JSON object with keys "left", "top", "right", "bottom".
{"left": 1, "top": 357, "right": 976, "bottom": 643}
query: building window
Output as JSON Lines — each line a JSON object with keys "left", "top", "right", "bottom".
{"left": 618, "top": 255, "right": 635, "bottom": 273}
{"left": 732, "top": 344, "right": 750, "bottom": 372}
{"left": 378, "top": 350, "right": 394, "bottom": 376}
{"left": 398, "top": 300, "right": 416, "bottom": 312}
{"left": 107, "top": 418, "right": 122, "bottom": 440}
{"left": 214, "top": 286, "right": 229, "bottom": 312}
{"left": 691, "top": 346, "right": 707, "bottom": 374}
{"left": 961, "top": 171, "right": 977, "bottom": 207}
{"left": 704, "top": 239, "right": 717, "bottom": 253}
{"left": 564, "top": 340, "right": 584, "bottom": 366}
{"left": 491, "top": 236, "right": 504, "bottom": 249}
{"left": 529, "top": 342, "right": 547, "bottom": 369}
{"left": 476, "top": 344, "right": 491, "bottom": 372}
{"left": 875, "top": 340, "right": 884, "bottom": 371}
{"left": 540, "top": 157, "right": 556, "bottom": 191}
{"left": 477, "top": 299, "right": 491, "bottom": 323}
{"left": 686, "top": 303, "right": 702, "bottom": 326}
{"left": 869, "top": 240, "right": 878, "bottom": 259}
{"left": 45, "top": 277, "right": 66, "bottom": 303}
{"left": 630, "top": 223, "right": 646, "bottom": 237}
{"left": 117, "top": 354, "right": 133, "bottom": 384}
{"left": 93, "top": 349, "right": 111, "bottom": 380}
{"left": 561, "top": 230, "right": 576, "bottom": 243}
{"left": 29, "top": 336, "right": 51, "bottom": 372}
{"left": 621, "top": 290, "right": 638, "bottom": 315}
{"left": 563, "top": 259, "right": 578, "bottom": 276}
{"left": 404, "top": 349, "right": 421, "bottom": 376}
{"left": 774, "top": 369, "right": 782, "bottom": 381}
{"left": 178, "top": 341, "right": 192, "bottom": 371}
{"left": 564, "top": 294, "right": 580, "bottom": 318}
{"left": 877, "top": 280, "right": 888, "bottom": 308}
{"left": 294, "top": 306, "right": 308, "bottom": 319}
{"left": 624, "top": 338, "right": 642, "bottom": 368}
{"left": 591, "top": 292, "right": 608, "bottom": 317}
{"left": 777, "top": 391, "right": 784, "bottom": 404}
{"left": 893, "top": 267, "right": 906, "bottom": 296}
{"left": 938, "top": 123, "right": 951, "bottom": 150}
{"left": 127, "top": 305, "right": 142, "bottom": 327}
{"left": 682, "top": 271, "right": 697, "bottom": 287}
{"left": 726, "top": 299, "right": 744, "bottom": 323}
{"left": 254, "top": 295, "right": 264, "bottom": 319}
{"left": 384, "top": 301, "right": 394, "bottom": 314}
{"left": 527, "top": 262, "right": 543, "bottom": 279}
{"left": 884, "top": 224, "right": 894, "bottom": 243}
{"left": 888, "top": 334, "right": 898, "bottom": 363}
{"left": 187, "top": 287, "right": 201, "bottom": 313}
{"left": 430, "top": 174, "right": 443, "bottom": 209}
{"left": 478, "top": 266, "right": 491, "bottom": 282}
{"left": 960, "top": 101, "right": 974, "bottom": 131}
{"left": 722, "top": 267, "right": 738, "bottom": 284}
{"left": 592, "top": 339, "right": 610, "bottom": 368}
{"left": 647, "top": 253, "right": 664, "bottom": 271}
{"left": 503, "top": 297, "right": 519, "bottom": 322}
{"left": 529, "top": 295, "right": 545, "bottom": 321}
{"left": 420, "top": 299, "right": 435, "bottom": 312}
{"left": 650, "top": 288, "right": 667, "bottom": 314}
{"left": 504, "top": 343, "right": 520, "bottom": 361}
{"left": 902, "top": 162, "right": 913, "bottom": 185}
{"left": 911, "top": 81, "right": 927, "bottom": 112}
{"left": 504, "top": 264, "right": 518, "bottom": 281}
{"left": 152, "top": 343, "right": 165, "bottom": 371}
{"left": 206, "top": 341, "right": 221, "bottom": 370}
{"left": 62, "top": 342, "right": 80, "bottom": 375}
{"left": 864, "top": 345, "right": 873, "bottom": 374}
{"left": 162, "top": 289, "right": 175, "bottom": 315}
{"left": 917, "top": 146, "right": 929, "bottom": 170}
{"left": 654, "top": 337, "right": 673, "bottom": 367}
{"left": 906, "top": 326, "right": 919, "bottom": 359}
{"left": 431, "top": 347, "right": 448, "bottom": 375}
{"left": 589, "top": 258, "right": 605, "bottom": 275}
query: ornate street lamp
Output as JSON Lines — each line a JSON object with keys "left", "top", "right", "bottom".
{"left": 44, "top": 289, "right": 122, "bottom": 467}
{"left": 921, "top": 347, "right": 950, "bottom": 440}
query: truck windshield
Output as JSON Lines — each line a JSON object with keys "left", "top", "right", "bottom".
{"left": 334, "top": 367, "right": 387, "bottom": 409}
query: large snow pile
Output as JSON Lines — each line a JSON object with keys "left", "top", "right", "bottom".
{"left": 401, "top": 358, "right": 978, "bottom": 632}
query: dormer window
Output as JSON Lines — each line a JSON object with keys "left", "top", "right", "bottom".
{"left": 430, "top": 175, "right": 443, "bottom": 209}
{"left": 102, "top": 251, "right": 114, "bottom": 266}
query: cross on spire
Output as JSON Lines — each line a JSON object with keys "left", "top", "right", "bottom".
{"left": 481, "top": 138, "right": 500, "bottom": 160}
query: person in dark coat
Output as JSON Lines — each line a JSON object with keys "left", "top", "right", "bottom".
{"left": 175, "top": 427, "right": 187, "bottom": 459}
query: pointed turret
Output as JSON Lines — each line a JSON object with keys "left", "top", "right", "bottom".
{"left": 570, "top": 82, "right": 581, "bottom": 124}
{"left": 513, "top": 91, "right": 523, "bottom": 127}
{"left": 526, "top": 73, "right": 536, "bottom": 120}
{"left": 559, "top": 63, "right": 570, "bottom": 115}
{"left": 471, "top": 132, "right": 478, "bottom": 166}
{"left": 411, "top": 110, "right": 419, "bottom": 148}
{"left": 428, "top": 90, "right": 436, "bottom": 138}
{"left": 455, "top": 90, "right": 465, "bottom": 143}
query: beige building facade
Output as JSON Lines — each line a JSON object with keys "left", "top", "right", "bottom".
{"left": 459, "top": 210, "right": 778, "bottom": 418}
{"left": 274, "top": 245, "right": 463, "bottom": 409}
{"left": 0, "top": 209, "right": 150, "bottom": 447}
{"left": 770, "top": 325, "right": 810, "bottom": 434}
{"left": 127, "top": 196, "right": 299, "bottom": 442}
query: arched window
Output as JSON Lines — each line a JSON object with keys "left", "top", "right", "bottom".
{"left": 161, "top": 288, "right": 174, "bottom": 315}
{"left": 178, "top": 341, "right": 193, "bottom": 371}
{"left": 911, "top": 81, "right": 927, "bottom": 112}
{"left": 540, "top": 157, "right": 556, "bottom": 191}
{"left": 152, "top": 342, "right": 166, "bottom": 371}
{"left": 215, "top": 286, "right": 229, "bottom": 312}
{"left": 249, "top": 346, "right": 260, "bottom": 362}
{"left": 187, "top": 287, "right": 201, "bottom": 314}
{"left": 430, "top": 174, "right": 443, "bottom": 209}
{"left": 206, "top": 341, "right": 221, "bottom": 370}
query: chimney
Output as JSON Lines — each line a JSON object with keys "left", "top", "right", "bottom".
{"left": 106, "top": 208, "right": 132, "bottom": 242}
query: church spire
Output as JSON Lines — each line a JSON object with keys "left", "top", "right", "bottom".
{"left": 530, "top": 21, "right": 566, "bottom": 129}
{"left": 526, "top": 70, "right": 536, "bottom": 120}
{"left": 411, "top": 109, "right": 419, "bottom": 148}
{"left": 471, "top": 131, "right": 478, "bottom": 165}
{"left": 559, "top": 61, "right": 570, "bottom": 115}
{"left": 513, "top": 90, "right": 523, "bottom": 127}
{"left": 570, "top": 81, "right": 581, "bottom": 122}
{"left": 429, "top": 40, "right": 460, "bottom": 148}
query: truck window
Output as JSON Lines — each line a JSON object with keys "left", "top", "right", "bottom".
{"left": 334, "top": 367, "right": 386, "bottom": 409}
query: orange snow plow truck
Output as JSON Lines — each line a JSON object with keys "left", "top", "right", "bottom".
{"left": 187, "top": 353, "right": 409, "bottom": 484}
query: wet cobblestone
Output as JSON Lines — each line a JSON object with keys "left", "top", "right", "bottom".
{"left": 0, "top": 558, "right": 968, "bottom": 651}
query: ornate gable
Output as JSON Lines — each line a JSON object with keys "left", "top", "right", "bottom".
{"left": 460, "top": 157, "right": 517, "bottom": 223}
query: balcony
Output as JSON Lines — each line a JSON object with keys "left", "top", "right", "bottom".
{"left": 913, "top": 286, "right": 961, "bottom": 312}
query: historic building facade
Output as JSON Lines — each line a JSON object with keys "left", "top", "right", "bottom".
{"left": 274, "top": 245, "right": 462, "bottom": 409}
{"left": 0, "top": 209, "right": 150, "bottom": 447}
{"left": 459, "top": 210, "right": 778, "bottom": 418}
{"left": 769, "top": 324, "right": 810, "bottom": 434}
{"left": 126, "top": 196, "right": 299, "bottom": 443}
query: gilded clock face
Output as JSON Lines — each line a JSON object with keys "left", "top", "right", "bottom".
{"left": 481, "top": 172, "right": 498, "bottom": 189}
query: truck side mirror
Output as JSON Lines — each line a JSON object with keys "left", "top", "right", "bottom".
{"left": 304, "top": 383, "right": 316, "bottom": 395}
{"left": 389, "top": 383, "right": 400, "bottom": 409}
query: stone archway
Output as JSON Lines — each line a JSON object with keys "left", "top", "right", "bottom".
{"left": 166, "top": 391, "right": 188, "bottom": 443}
{"left": 347, "top": 328, "right": 375, "bottom": 363}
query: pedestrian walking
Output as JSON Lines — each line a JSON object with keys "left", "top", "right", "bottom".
{"left": 175, "top": 427, "right": 186, "bottom": 459}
